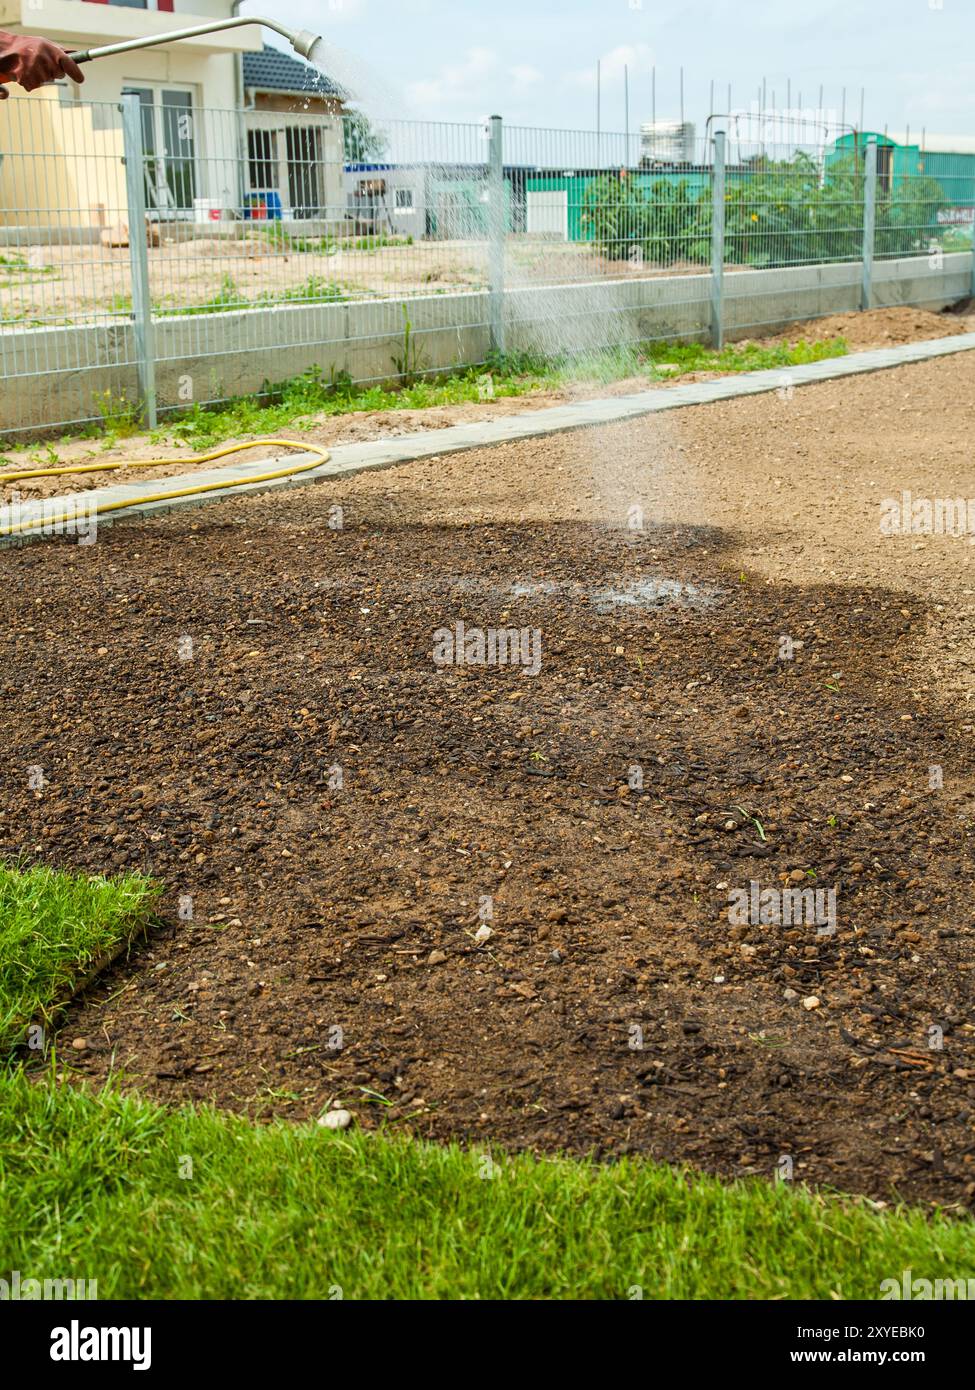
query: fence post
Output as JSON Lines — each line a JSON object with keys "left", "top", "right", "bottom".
{"left": 120, "top": 92, "right": 157, "bottom": 429}
{"left": 861, "top": 137, "right": 878, "bottom": 312}
{"left": 710, "top": 128, "right": 726, "bottom": 349}
{"left": 487, "top": 114, "right": 505, "bottom": 357}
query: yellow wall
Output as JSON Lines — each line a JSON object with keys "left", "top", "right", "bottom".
{"left": 0, "top": 89, "right": 126, "bottom": 229}
{"left": 0, "top": 3, "right": 248, "bottom": 228}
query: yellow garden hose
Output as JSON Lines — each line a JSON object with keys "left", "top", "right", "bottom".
{"left": 0, "top": 439, "right": 330, "bottom": 538}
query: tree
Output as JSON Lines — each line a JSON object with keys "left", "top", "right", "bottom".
{"left": 343, "top": 109, "right": 387, "bottom": 164}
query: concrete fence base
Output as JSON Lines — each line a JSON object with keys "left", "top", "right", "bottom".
{"left": 1, "top": 251, "right": 970, "bottom": 435}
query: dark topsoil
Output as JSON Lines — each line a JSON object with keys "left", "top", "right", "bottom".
{"left": 2, "top": 479, "right": 974, "bottom": 1208}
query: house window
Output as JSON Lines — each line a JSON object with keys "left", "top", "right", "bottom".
{"left": 394, "top": 188, "right": 415, "bottom": 212}
{"left": 248, "top": 129, "right": 277, "bottom": 191}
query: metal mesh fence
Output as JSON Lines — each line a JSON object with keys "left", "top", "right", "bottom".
{"left": 711, "top": 113, "right": 864, "bottom": 270}
{"left": 1, "top": 93, "right": 973, "bottom": 438}
{"left": 500, "top": 124, "right": 716, "bottom": 361}
{"left": 141, "top": 108, "right": 495, "bottom": 417}
{"left": 504, "top": 124, "right": 714, "bottom": 278}
{"left": 714, "top": 114, "right": 975, "bottom": 336}
{"left": 875, "top": 150, "right": 975, "bottom": 262}
{"left": 0, "top": 95, "right": 136, "bottom": 432}
{"left": 144, "top": 108, "right": 494, "bottom": 311}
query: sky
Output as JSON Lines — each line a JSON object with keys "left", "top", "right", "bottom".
{"left": 252, "top": 0, "right": 975, "bottom": 139}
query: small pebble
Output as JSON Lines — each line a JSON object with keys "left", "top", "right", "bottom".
{"left": 802, "top": 995, "right": 821, "bottom": 1010}
{"left": 318, "top": 1109, "right": 352, "bottom": 1131}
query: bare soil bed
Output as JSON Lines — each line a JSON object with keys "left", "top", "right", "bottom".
{"left": 1, "top": 235, "right": 715, "bottom": 325}
{"left": 3, "top": 349, "right": 975, "bottom": 1209}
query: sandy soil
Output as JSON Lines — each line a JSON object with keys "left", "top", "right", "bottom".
{"left": 0, "top": 235, "right": 715, "bottom": 326}
{"left": 761, "top": 302, "right": 975, "bottom": 348}
{"left": 2, "top": 236, "right": 487, "bottom": 324}
{"left": 3, "top": 341, "right": 975, "bottom": 1206}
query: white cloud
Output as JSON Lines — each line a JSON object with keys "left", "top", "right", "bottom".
{"left": 568, "top": 42, "right": 655, "bottom": 90}
{"left": 509, "top": 64, "right": 544, "bottom": 91}
{"left": 294, "top": 0, "right": 365, "bottom": 24}
{"left": 405, "top": 49, "right": 546, "bottom": 117}
{"left": 406, "top": 46, "right": 498, "bottom": 111}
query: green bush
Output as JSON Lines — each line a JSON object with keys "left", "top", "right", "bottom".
{"left": 580, "top": 154, "right": 951, "bottom": 269}
{"left": 581, "top": 174, "right": 710, "bottom": 264}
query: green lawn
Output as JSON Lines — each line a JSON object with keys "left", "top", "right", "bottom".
{"left": 0, "top": 861, "right": 159, "bottom": 1054}
{"left": 1, "top": 858, "right": 972, "bottom": 1301}
{"left": 3, "top": 1068, "right": 975, "bottom": 1300}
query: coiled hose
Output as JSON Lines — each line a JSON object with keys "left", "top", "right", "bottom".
{"left": 0, "top": 439, "right": 330, "bottom": 538}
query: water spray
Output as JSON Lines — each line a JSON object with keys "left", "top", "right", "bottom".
{"left": 69, "top": 17, "right": 321, "bottom": 66}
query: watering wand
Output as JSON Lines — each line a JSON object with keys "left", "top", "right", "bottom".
{"left": 69, "top": 17, "right": 320, "bottom": 66}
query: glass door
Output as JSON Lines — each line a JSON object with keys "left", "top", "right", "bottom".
{"left": 160, "top": 90, "right": 196, "bottom": 212}
{"left": 286, "top": 126, "right": 324, "bottom": 219}
{"left": 125, "top": 87, "right": 197, "bottom": 217}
